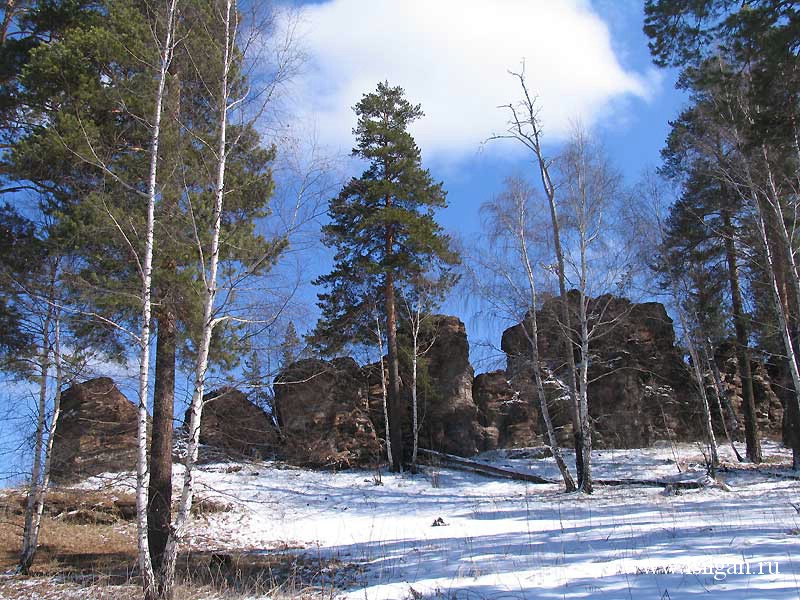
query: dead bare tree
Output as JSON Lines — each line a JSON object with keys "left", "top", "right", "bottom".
{"left": 480, "top": 176, "right": 577, "bottom": 492}
{"left": 489, "top": 64, "right": 585, "bottom": 489}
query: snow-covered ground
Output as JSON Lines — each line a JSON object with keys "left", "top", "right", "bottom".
{"left": 88, "top": 441, "right": 800, "bottom": 599}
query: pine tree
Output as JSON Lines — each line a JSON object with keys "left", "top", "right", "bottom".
{"left": 3, "top": 2, "right": 284, "bottom": 593}
{"left": 280, "top": 321, "right": 301, "bottom": 368}
{"left": 657, "top": 107, "right": 763, "bottom": 462}
{"left": 243, "top": 349, "right": 272, "bottom": 413}
{"left": 643, "top": 3, "right": 800, "bottom": 464}
{"left": 313, "top": 81, "right": 458, "bottom": 472}
{"left": 0, "top": 204, "right": 40, "bottom": 363}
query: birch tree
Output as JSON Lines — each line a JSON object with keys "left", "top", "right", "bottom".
{"left": 18, "top": 263, "right": 64, "bottom": 573}
{"left": 374, "top": 311, "right": 392, "bottom": 466}
{"left": 133, "top": 2, "right": 179, "bottom": 597}
{"left": 557, "top": 126, "right": 632, "bottom": 493}
{"left": 644, "top": 0, "right": 800, "bottom": 466}
{"left": 156, "top": 1, "right": 295, "bottom": 595}
{"left": 632, "top": 174, "right": 724, "bottom": 473}
{"left": 480, "top": 176, "right": 577, "bottom": 492}
{"left": 401, "top": 275, "right": 453, "bottom": 472}
{"left": 490, "top": 65, "right": 586, "bottom": 488}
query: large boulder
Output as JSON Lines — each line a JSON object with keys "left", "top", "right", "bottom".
{"left": 362, "top": 315, "right": 485, "bottom": 458}
{"left": 273, "top": 357, "right": 381, "bottom": 468}
{"left": 501, "top": 294, "right": 703, "bottom": 448}
{"left": 415, "top": 316, "right": 483, "bottom": 456}
{"left": 51, "top": 377, "right": 139, "bottom": 483}
{"left": 473, "top": 371, "right": 536, "bottom": 450}
{"left": 713, "top": 342, "right": 783, "bottom": 439}
{"left": 184, "top": 387, "right": 277, "bottom": 460}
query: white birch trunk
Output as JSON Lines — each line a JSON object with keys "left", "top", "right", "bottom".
{"left": 20, "top": 266, "right": 66, "bottom": 572}
{"left": 516, "top": 194, "right": 576, "bottom": 492}
{"left": 761, "top": 145, "right": 800, "bottom": 321}
{"left": 375, "top": 315, "right": 392, "bottom": 466}
{"left": 754, "top": 203, "right": 800, "bottom": 418}
{"left": 679, "top": 310, "right": 720, "bottom": 473}
{"left": 704, "top": 339, "right": 742, "bottom": 461}
{"left": 18, "top": 271, "right": 54, "bottom": 573}
{"left": 730, "top": 122, "right": 800, "bottom": 438}
{"left": 495, "top": 69, "right": 583, "bottom": 485}
{"left": 575, "top": 135, "right": 593, "bottom": 494}
{"left": 22, "top": 310, "right": 64, "bottom": 570}
{"left": 411, "top": 320, "right": 419, "bottom": 469}
{"left": 136, "top": 0, "right": 179, "bottom": 595}
{"left": 577, "top": 287, "right": 592, "bottom": 493}
{"left": 162, "top": 1, "right": 233, "bottom": 586}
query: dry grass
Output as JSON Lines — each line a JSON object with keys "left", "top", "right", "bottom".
{"left": 0, "top": 575, "right": 335, "bottom": 600}
{"left": 0, "top": 494, "right": 137, "bottom": 577}
{"left": 0, "top": 487, "right": 349, "bottom": 599}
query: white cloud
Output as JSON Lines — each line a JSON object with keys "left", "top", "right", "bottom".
{"left": 291, "top": 0, "right": 653, "bottom": 162}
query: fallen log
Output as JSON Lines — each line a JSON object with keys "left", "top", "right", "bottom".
{"left": 418, "top": 449, "right": 709, "bottom": 489}
{"left": 763, "top": 470, "right": 800, "bottom": 481}
{"left": 418, "top": 449, "right": 555, "bottom": 484}
{"left": 594, "top": 477, "right": 708, "bottom": 490}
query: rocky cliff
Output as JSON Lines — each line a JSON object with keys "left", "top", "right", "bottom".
{"left": 501, "top": 294, "right": 703, "bottom": 448}
{"left": 51, "top": 296, "right": 789, "bottom": 479}
{"left": 183, "top": 387, "right": 277, "bottom": 460}
{"left": 51, "top": 377, "right": 139, "bottom": 483}
{"left": 273, "top": 357, "right": 381, "bottom": 468}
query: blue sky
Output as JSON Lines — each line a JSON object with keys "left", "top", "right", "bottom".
{"left": 283, "top": 0, "right": 687, "bottom": 363}
{"left": 0, "top": 0, "right": 690, "bottom": 484}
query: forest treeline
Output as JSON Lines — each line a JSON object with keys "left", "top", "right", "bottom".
{"left": 1, "top": 1, "right": 799, "bottom": 598}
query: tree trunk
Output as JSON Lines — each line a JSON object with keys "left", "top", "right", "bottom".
{"left": 411, "top": 332, "right": 419, "bottom": 471}
{"left": 721, "top": 201, "right": 762, "bottom": 462}
{"left": 575, "top": 141, "right": 592, "bottom": 494}
{"left": 543, "top": 182, "right": 583, "bottom": 486}
{"left": 704, "top": 339, "right": 743, "bottom": 462}
{"left": 136, "top": 0, "right": 179, "bottom": 597}
{"left": 1, "top": 0, "right": 15, "bottom": 46}
{"left": 753, "top": 198, "right": 800, "bottom": 460}
{"left": 385, "top": 270, "right": 403, "bottom": 472}
{"left": 517, "top": 197, "right": 575, "bottom": 492}
{"left": 759, "top": 149, "right": 800, "bottom": 466}
{"left": 161, "top": 3, "right": 232, "bottom": 594}
{"left": 499, "top": 70, "right": 582, "bottom": 484}
{"left": 375, "top": 316, "right": 392, "bottom": 466}
{"left": 705, "top": 338, "right": 741, "bottom": 438}
{"left": 577, "top": 293, "right": 592, "bottom": 493}
{"left": 148, "top": 309, "right": 176, "bottom": 590}
{"left": 681, "top": 313, "right": 719, "bottom": 475}
{"left": 19, "top": 271, "right": 54, "bottom": 574}
{"left": 20, "top": 304, "right": 63, "bottom": 574}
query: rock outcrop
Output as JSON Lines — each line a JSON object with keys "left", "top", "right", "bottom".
{"left": 51, "top": 377, "right": 139, "bottom": 483}
{"left": 185, "top": 387, "right": 277, "bottom": 460}
{"left": 414, "top": 316, "right": 483, "bottom": 456}
{"left": 473, "top": 371, "right": 537, "bottom": 449}
{"left": 360, "top": 315, "right": 485, "bottom": 458}
{"left": 501, "top": 295, "right": 703, "bottom": 448}
{"left": 273, "top": 357, "right": 381, "bottom": 468}
{"left": 272, "top": 299, "right": 787, "bottom": 467}
{"left": 713, "top": 341, "right": 783, "bottom": 439}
